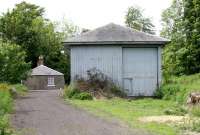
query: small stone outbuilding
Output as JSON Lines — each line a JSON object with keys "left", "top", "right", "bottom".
{"left": 24, "top": 57, "right": 65, "bottom": 90}
{"left": 64, "top": 23, "right": 169, "bottom": 96}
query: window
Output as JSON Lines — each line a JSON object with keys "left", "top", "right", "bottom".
{"left": 47, "top": 77, "right": 55, "bottom": 86}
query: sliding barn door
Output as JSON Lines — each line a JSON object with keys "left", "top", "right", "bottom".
{"left": 123, "top": 48, "right": 158, "bottom": 96}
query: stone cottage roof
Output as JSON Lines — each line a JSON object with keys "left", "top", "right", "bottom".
{"left": 64, "top": 23, "right": 170, "bottom": 45}
{"left": 31, "top": 65, "right": 63, "bottom": 76}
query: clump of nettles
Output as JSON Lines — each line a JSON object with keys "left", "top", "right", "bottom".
{"left": 65, "top": 68, "right": 126, "bottom": 99}
{"left": 64, "top": 84, "right": 93, "bottom": 100}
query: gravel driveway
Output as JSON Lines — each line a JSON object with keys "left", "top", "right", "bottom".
{"left": 12, "top": 90, "right": 150, "bottom": 135}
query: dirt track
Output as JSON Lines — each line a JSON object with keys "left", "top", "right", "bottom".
{"left": 12, "top": 90, "right": 150, "bottom": 135}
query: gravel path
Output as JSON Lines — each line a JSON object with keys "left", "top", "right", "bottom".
{"left": 12, "top": 90, "right": 150, "bottom": 135}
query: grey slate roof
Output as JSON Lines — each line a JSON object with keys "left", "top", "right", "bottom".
{"left": 31, "top": 65, "right": 63, "bottom": 76}
{"left": 64, "top": 23, "right": 169, "bottom": 45}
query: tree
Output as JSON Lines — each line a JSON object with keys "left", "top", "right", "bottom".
{"left": 0, "top": 39, "right": 31, "bottom": 83}
{"left": 46, "top": 18, "right": 79, "bottom": 83}
{"left": 125, "top": 6, "right": 155, "bottom": 34}
{"left": 55, "top": 17, "right": 79, "bottom": 40}
{"left": 0, "top": 2, "right": 78, "bottom": 83}
{"left": 161, "top": 0, "right": 185, "bottom": 76}
{"left": 0, "top": 2, "right": 46, "bottom": 67}
{"left": 183, "top": 0, "right": 200, "bottom": 74}
{"left": 161, "top": 0, "right": 200, "bottom": 76}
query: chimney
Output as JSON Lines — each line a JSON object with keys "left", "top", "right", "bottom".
{"left": 37, "top": 55, "right": 44, "bottom": 66}
{"left": 81, "top": 28, "right": 90, "bottom": 33}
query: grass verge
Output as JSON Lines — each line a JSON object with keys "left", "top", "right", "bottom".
{"left": 68, "top": 98, "right": 179, "bottom": 135}
{"left": 67, "top": 73, "right": 200, "bottom": 135}
{"left": 0, "top": 83, "right": 28, "bottom": 135}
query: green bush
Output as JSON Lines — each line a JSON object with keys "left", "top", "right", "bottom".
{"left": 0, "top": 114, "right": 15, "bottom": 135}
{"left": 110, "top": 85, "right": 126, "bottom": 97}
{"left": 12, "top": 84, "right": 28, "bottom": 93}
{"left": 0, "top": 84, "right": 13, "bottom": 135}
{"left": 155, "top": 84, "right": 186, "bottom": 103}
{"left": 162, "top": 84, "right": 180, "bottom": 100}
{"left": 72, "top": 92, "right": 93, "bottom": 100}
{"left": 11, "top": 84, "right": 28, "bottom": 97}
{"left": 64, "top": 84, "right": 92, "bottom": 100}
{"left": 0, "top": 84, "right": 13, "bottom": 115}
{"left": 75, "top": 68, "right": 126, "bottom": 98}
{"left": 64, "top": 87, "right": 80, "bottom": 99}
{"left": 158, "top": 73, "right": 200, "bottom": 104}
{"left": 0, "top": 115, "right": 9, "bottom": 131}
{"left": 154, "top": 87, "right": 163, "bottom": 99}
{"left": 191, "top": 106, "right": 200, "bottom": 117}
{"left": 0, "top": 41, "right": 31, "bottom": 84}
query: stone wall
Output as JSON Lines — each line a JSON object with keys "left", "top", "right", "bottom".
{"left": 24, "top": 75, "right": 65, "bottom": 90}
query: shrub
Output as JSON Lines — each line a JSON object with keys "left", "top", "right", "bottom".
{"left": 64, "top": 84, "right": 80, "bottom": 98}
{"left": 64, "top": 84, "right": 92, "bottom": 100}
{"left": 12, "top": 84, "right": 28, "bottom": 93}
{"left": 0, "top": 84, "right": 13, "bottom": 115}
{"left": 74, "top": 68, "right": 126, "bottom": 98}
{"left": 0, "top": 41, "right": 31, "bottom": 83}
{"left": 154, "top": 87, "right": 163, "bottom": 99}
{"left": 0, "top": 84, "right": 10, "bottom": 92}
{"left": 72, "top": 92, "right": 93, "bottom": 100}
{"left": 155, "top": 84, "right": 186, "bottom": 102}
{"left": 110, "top": 85, "right": 126, "bottom": 97}
{"left": 0, "top": 92, "right": 13, "bottom": 116}
{"left": 0, "top": 84, "right": 13, "bottom": 135}
{"left": 0, "top": 115, "right": 9, "bottom": 133}
{"left": 157, "top": 73, "right": 200, "bottom": 104}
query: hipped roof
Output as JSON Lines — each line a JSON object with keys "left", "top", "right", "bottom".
{"left": 64, "top": 23, "right": 169, "bottom": 45}
{"left": 31, "top": 65, "right": 63, "bottom": 76}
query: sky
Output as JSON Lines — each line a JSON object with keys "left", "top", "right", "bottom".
{"left": 0, "top": 0, "right": 172, "bottom": 34}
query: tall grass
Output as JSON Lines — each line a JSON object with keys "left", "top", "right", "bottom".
{"left": 0, "top": 83, "right": 27, "bottom": 135}
{"left": 156, "top": 74, "right": 200, "bottom": 133}
{"left": 0, "top": 84, "right": 13, "bottom": 115}
{"left": 11, "top": 84, "right": 28, "bottom": 96}
{"left": 156, "top": 73, "right": 200, "bottom": 104}
{"left": 0, "top": 83, "right": 13, "bottom": 135}
{"left": 191, "top": 106, "right": 200, "bottom": 117}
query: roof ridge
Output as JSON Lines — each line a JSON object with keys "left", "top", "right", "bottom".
{"left": 64, "top": 23, "right": 170, "bottom": 44}
{"left": 31, "top": 65, "right": 63, "bottom": 76}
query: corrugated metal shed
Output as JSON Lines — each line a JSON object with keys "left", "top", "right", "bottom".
{"left": 64, "top": 23, "right": 169, "bottom": 96}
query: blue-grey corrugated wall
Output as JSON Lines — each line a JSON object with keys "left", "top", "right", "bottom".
{"left": 71, "top": 46, "right": 122, "bottom": 85}
{"left": 70, "top": 46, "right": 162, "bottom": 96}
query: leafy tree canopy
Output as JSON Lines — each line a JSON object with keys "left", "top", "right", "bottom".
{"left": 125, "top": 6, "right": 155, "bottom": 35}
{"left": 0, "top": 2, "right": 78, "bottom": 83}
{"left": 0, "top": 39, "right": 31, "bottom": 83}
{"left": 183, "top": 0, "right": 200, "bottom": 74}
{"left": 161, "top": 0, "right": 185, "bottom": 76}
{"left": 161, "top": 0, "right": 200, "bottom": 77}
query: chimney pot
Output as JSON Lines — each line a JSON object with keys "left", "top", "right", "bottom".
{"left": 37, "top": 55, "right": 44, "bottom": 66}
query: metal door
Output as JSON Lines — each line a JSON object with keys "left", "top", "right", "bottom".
{"left": 123, "top": 48, "right": 158, "bottom": 96}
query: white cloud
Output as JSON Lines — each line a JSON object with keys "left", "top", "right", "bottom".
{"left": 0, "top": 0, "right": 172, "bottom": 34}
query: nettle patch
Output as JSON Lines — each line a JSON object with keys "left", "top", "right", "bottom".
{"left": 64, "top": 68, "right": 126, "bottom": 100}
